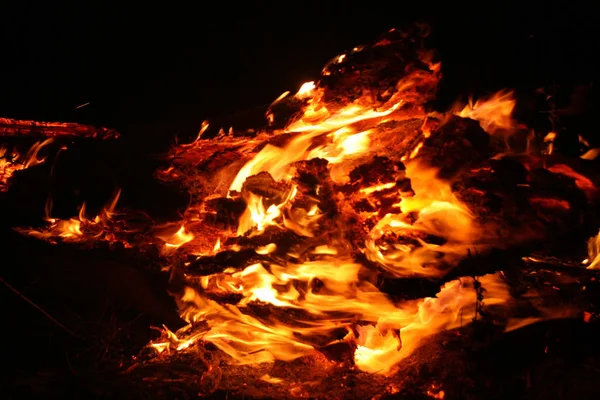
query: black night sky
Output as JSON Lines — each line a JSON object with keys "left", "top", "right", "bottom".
{"left": 1, "top": 1, "right": 598, "bottom": 146}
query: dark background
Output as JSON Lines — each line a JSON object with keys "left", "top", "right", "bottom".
{"left": 1, "top": 1, "right": 598, "bottom": 146}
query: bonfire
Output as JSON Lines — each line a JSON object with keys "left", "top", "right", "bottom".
{"left": 3, "top": 26, "right": 600, "bottom": 399}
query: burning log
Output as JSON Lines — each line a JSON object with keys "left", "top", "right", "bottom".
{"left": 1, "top": 116, "right": 120, "bottom": 193}
{"left": 369, "top": 117, "right": 430, "bottom": 159}
{"left": 0, "top": 117, "right": 119, "bottom": 139}
{"left": 291, "top": 158, "right": 338, "bottom": 218}
{"left": 267, "top": 94, "right": 305, "bottom": 130}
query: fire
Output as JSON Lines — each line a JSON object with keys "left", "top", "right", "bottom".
{"left": 228, "top": 99, "right": 400, "bottom": 193}
{"left": 131, "top": 30, "right": 582, "bottom": 373}
{"left": 585, "top": 230, "right": 600, "bottom": 269}
{"left": 296, "top": 81, "right": 316, "bottom": 99}
{"left": 167, "top": 259, "right": 530, "bottom": 375}
{"left": 547, "top": 164, "right": 596, "bottom": 198}
{"left": 355, "top": 274, "right": 512, "bottom": 374}
{"left": 236, "top": 186, "right": 298, "bottom": 236}
{"left": 10, "top": 26, "right": 594, "bottom": 387}
{"left": 455, "top": 90, "right": 517, "bottom": 137}
{"left": 0, "top": 139, "right": 53, "bottom": 191}
{"left": 363, "top": 161, "right": 481, "bottom": 278}
{"left": 18, "top": 189, "right": 126, "bottom": 245}
{"left": 159, "top": 225, "right": 195, "bottom": 250}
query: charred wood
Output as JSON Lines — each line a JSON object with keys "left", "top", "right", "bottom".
{"left": 319, "top": 26, "right": 440, "bottom": 111}
{"left": 0, "top": 117, "right": 119, "bottom": 139}
{"left": 419, "top": 115, "right": 492, "bottom": 179}
{"left": 242, "top": 171, "right": 291, "bottom": 201}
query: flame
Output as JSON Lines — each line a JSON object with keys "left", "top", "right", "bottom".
{"left": 364, "top": 161, "right": 481, "bottom": 278}
{"left": 255, "top": 243, "right": 276, "bottom": 255}
{"left": 163, "top": 259, "right": 537, "bottom": 375}
{"left": 213, "top": 238, "right": 222, "bottom": 253}
{"left": 585, "top": 230, "right": 600, "bottom": 269}
{"left": 306, "top": 127, "right": 373, "bottom": 167}
{"left": 260, "top": 374, "right": 284, "bottom": 384}
{"left": 544, "top": 132, "right": 557, "bottom": 155}
{"left": 354, "top": 274, "right": 512, "bottom": 374}
{"left": 11, "top": 28, "right": 591, "bottom": 384}
{"left": 160, "top": 225, "right": 195, "bottom": 250}
{"left": 0, "top": 138, "right": 53, "bottom": 191}
{"left": 54, "top": 218, "right": 83, "bottom": 238}
{"left": 295, "top": 81, "right": 316, "bottom": 99}
{"left": 426, "top": 384, "right": 446, "bottom": 399}
{"left": 236, "top": 185, "right": 298, "bottom": 236}
{"left": 228, "top": 102, "right": 399, "bottom": 193}
{"left": 456, "top": 90, "right": 517, "bottom": 137}
{"left": 18, "top": 189, "right": 126, "bottom": 245}
{"left": 141, "top": 32, "right": 575, "bottom": 376}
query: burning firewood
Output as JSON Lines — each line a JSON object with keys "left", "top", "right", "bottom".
{"left": 0, "top": 117, "right": 119, "bottom": 139}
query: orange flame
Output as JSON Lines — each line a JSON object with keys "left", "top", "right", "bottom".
{"left": 0, "top": 139, "right": 53, "bottom": 191}
{"left": 144, "top": 38, "right": 574, "bottom": 374}
{"left": 18, "top": 189, "right": 125, "bottom": 244}
{"left": 456, "top": 90, "right": 518, "bottom": 138}
{"left": 160, "top": 225, "right": 195, "bottom": 250}
{"left": 159, "top": 263, "right": 545, "bottom": 375}
{"left": 364, "top": 161, "right": 481, "bottom": 278}
{"left": 585, "top": 230, "right": 600, "bottom": 269}
{"left": 11, "top": 29, "right": 588, "bottom": 381}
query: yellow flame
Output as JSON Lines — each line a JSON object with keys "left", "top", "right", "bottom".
{"left": 20, "top": 188, "right": 123, "bottom": 243}
{"left": 161, "top": 225, "right": 195, "bottom": 249}
{"left": 354, "top": 274, "right": 511, "bottom": 374}
{"left": 1, "top": 139, "right": 53, "bottom": 191}
{"left": 364, "top": 161, "right": 479, "bottom": 278}
{"left": 586, "top": 230, "right": 600, "bottom": 269}
{"left": 228, "top": 102, "right": 400, "bottom": 194}
{"left": 160, "top": 256, "right": 536, "bottom": 375}
{"left": 456, "top": 90, "right": 517, "bottom": 136}
{"left": 237, "top": 186, "right": 298, "bottom": 236}
{"left": 295, "top": 81, "right": 316, "bottom": 99}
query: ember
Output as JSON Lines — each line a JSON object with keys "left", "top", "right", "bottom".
{"left": 3, "top": 23, "right": 600, "bottom": 400}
